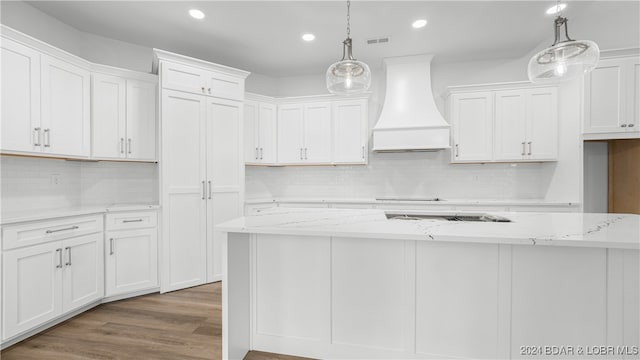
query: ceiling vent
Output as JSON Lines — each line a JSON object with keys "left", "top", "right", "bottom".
{"left": 366, "top": 36, "right": 390, "bottom": 45}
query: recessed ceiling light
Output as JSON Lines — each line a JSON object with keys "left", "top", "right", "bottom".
{"left": 302, "top": 33, "right": 316, "bottom": 42}
{"left": 546, "top": 3, "right": 567, "bottom": 15}
{"left": 412, "top": 19, "right": 428, "bottom": 29}
{"left": 189, "top": 9, "right": 205, "bottom": 20}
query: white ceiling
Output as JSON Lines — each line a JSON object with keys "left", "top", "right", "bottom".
{"left": 23, "top": 1, "right": 637, "bottom": 77}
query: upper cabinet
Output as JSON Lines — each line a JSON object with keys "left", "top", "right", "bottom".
{"left": 91, "top": 69, "right": 157, "bottom": 161}
{"left": 1, "top": 30, "right": 91, "bottom": 158}
{"left": 1, "top": 26, "right": 157, "bottom": 161}
{"left": 583, "top": 52, "right": 640, "bottom": 140}
{"left": 245, "top": 94, "right": 369, "bottom": 166}
{"left": 447, "top": 82, "right": 558, "bottom": 164}
{"left": 160, "top": 59, "right": 243, "bottom": 101}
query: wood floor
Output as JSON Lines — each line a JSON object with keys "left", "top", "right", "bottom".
{"left": 1, "top": 283, "right": 310, "bottom": 360}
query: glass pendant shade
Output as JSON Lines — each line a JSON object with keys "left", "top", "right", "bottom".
{"left": 327, "top": 38, "right": 371, "bottom": 95}
{"left": 528, "top": 16, "right": 600, "bottom": 83}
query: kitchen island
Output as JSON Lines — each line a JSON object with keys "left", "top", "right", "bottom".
{"left": 218, "top": 208, "right": 640, "bottom": 360}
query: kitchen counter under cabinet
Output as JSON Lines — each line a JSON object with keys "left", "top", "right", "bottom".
{"left": 218, "top": 208, "right": 639, "bottom": 360}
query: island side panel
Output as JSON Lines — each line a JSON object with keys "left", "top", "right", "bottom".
{"left": 623, "top": 250, "right": 639, "bottom": 350}
{"left": 222, "top": 232, "right": 251, "bottom": 360}
{"left": 511, "top": 246, "right": 608, "bottom": 359}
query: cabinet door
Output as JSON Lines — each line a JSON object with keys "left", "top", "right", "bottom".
{"left": 62, "top": 233, "right": 104, "bottom": 313}
{"left": 629, "top": 58, "right": 640, "bottom": 130}
{"left": 451, "top": 92, "right": 493, "bottom": 162}
{"left": 206, "top": 98, "right": 242, "bottom": 282}
{"left": 92, "top": 74, "right": 126, "bottom": 159}
{"left": 258, "top": 103, "right": 277, "bottom": 163}
{"left": 494, "top": 90, "right": 526, "bottom": 161}
{"left": 41, "top": 55, "right": 90, "bottom": 157}
{"left": 160, "top": 90, "right": 207, "bottom": 292}
{"left": 161, "top": 61, "right": 206, "bottom": 95}
{"left": 526, "top": 87, "right": 558, "bottom": 160}
{"left": 126, "top": 80, "right": 157, "bottom": 160}
{"left": 303, "top": 102, "right": 332, "bottom": 163}
{"left": 106, "top": 228, "right": 158, "bottom": 296}
{"left": 244, "top": 101, "right": 259, "bottom": 163}
{"left": 204, "top": 71, "right": 244, "bottom": 101}
{"left": 333, "top": 100, "right": 368, "bottom": 164}
{"left": 1, "top": 38, "right": 41, "bottom": 153}
{"left": 2, "top": 241, "right": 63, "bottom": 340}
{"left": 277, "top": 104, "right": 304, "bottom": 163}
{"left": 584, "top": 58, "right": 626, "bottom": 134}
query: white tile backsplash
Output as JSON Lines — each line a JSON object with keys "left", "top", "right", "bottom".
{"left": 246, "top": 151, "right": 552, "bottom": 200}
{"left": 0, "top": 156, "right": 158, "bottom": 215}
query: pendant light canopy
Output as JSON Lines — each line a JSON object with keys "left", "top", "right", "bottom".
{"left": 326, "top": 0, "right": 371, "bottom": 95}
{"left": 528, "top": 6, "right": 599, "bottom": 83}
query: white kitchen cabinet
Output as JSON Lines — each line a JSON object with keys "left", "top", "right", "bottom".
{"left": 332, "top": 99, "right": 368, "bottom": 164}
{"left": 584, "top": 54, "right": 640, "bottom": 139}
{"left": 277, "top": 102, "right": 331, "bottom": 164}
{"left": 92, "top": 72, "right": 157, "bottom": 161}
{"left": 158, "top": 50, "right": 248, "bottom": 292}
{"left": 41, "top": 54, "right": 91, "bottom": 157}
{"left": 2, "top": 216, "right": 104, "bottom": 341}
{"left": 0, "top": 37, "right": 41, "bottom": 154}
{"left": 494, "top": 87, "right": 558, "bottom": 161}
{"left": 160, "top": 59, "right": 243, "bottom": 101}
{"left": 450, "top": 92, "right": 494, "bottom": 162}
{"left": 244, "top": 100, "right": 276, "bottom": 164}
{"left": 105, "top": 211, "right": 158, "bottom": 297}
{"left": 448, "top": 83, "right": 558, "bottom": 163}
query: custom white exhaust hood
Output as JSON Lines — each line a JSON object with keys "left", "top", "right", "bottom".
{"left": 372, "top": 54, "right": 450, "bottom": 152}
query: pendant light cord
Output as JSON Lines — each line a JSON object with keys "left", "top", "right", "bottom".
{"left": 346, "top": 0, "right": 351, "bottom": 39}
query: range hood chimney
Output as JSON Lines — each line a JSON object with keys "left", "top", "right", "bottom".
{"left": 372, "top": 54, "right": 450, "bottom": 152}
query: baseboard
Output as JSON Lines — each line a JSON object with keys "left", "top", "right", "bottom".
{"left": 101, "top": 287, "right": 160, "bottom": 303}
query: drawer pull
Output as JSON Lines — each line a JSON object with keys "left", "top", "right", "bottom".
{"left": 46, "top": 226, "right": 79, "bottom": 234}
{"left": 65, "top": 246, "right": 72, "bottom": 266}
{"left": 110, "top": 238, "right": 114, "bottom": 255}
{"left": 56, "top": 248, "right": 63, "bottom": 268}
{"left": 122, "top": 219, "right": 143, "bottom": 223}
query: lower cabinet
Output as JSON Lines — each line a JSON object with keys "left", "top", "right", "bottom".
{"left": 2, "top": 231, "right": 104, "bottom": 341}
{"left": 105, "top": 211, "right": 158, "bottom": 297}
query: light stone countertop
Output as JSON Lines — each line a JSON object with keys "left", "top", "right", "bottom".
{"left": 245, "top": 197, "right": 579, "bottom": 207}
{"left": 217, "top": 207, "right": 640, "bottom": 250}
{"left": 1, "top": 203, "right": 160, "bottom": 225}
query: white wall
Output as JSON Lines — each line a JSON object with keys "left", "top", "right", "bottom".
{"left": 0, "top": 156, "right": 158, "bottom": 214}
{"left": 583, "top": 142, "right": 608, "bottom": 213}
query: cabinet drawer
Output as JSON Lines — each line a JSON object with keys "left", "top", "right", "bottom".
{"left": 2, "top": 215, "right": 103, "bottom": 250}
{"left": 105, "top": 211, "right": 157, "bottom": 231}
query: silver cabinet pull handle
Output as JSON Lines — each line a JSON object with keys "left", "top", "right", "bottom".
{"left": 521, "top": 142, "right": 526, "bottom": 156}
{"left": 629, "top": 124, "right": 635, "bottom": 128}
{"left": 123, "top": 219, "right": 143, "bottom": 223}
{"left": 46, "top": 226, "right": 79, "bottom": 234}
{"left": 56, "top": 248, "right": 63, "bottom": 268}
{"left": 65, "top": 246, "right": 72, "bottom": 266}
{"left": 255, "top": 147, "right": 259, "bottom": 160}
{"left": 455, "top": 144, "right": 459, "bottom": 157}
{"left": 621, "top": 124, "right": 628, "bottom": 127}
{"left": 300, "top": 148, "right": 303, "bottom": 160}
{"left": 109, "top": 238, "right": 114, "bottom": 255}
{"left": 208, "top": 180, "right": 212, "bottom": 199}
{"left": 127, "top": 138, "right": 132, "bottom": 154}
{"left": 208, "top": 88, "right": 212, "bottom": 94}
{"left": 260, "top": 148, "right": 263, "bottom": 160}
{"left": 44, "top": 128, "right": 51, "bottom": 147}
{"left": 120, "top": 138, "right": 125, "bottom": 154}
{"left": 202, "top": 181, "right": 206, "bottom": 200}
{"left": 304, "top": 148, "right": 308, "bottom": 160}
{"left": 362, "top": 145, "right": 365, "bottom": 159}
{"left": 527, "top": 141, "right": 532, "bottom": 155}
{"left": 201, "top": 86, "right": 205, "bottom": 93}
{"left": 33, "top": 127, "right": 42, "bottom": 146}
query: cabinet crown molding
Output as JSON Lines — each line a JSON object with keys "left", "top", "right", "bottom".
{"left": 153, "top": 48, "right": 250, "bottom": 79}
{"left": 90, "top": 63, "right": 158, "bottom": 83}
{"left": 443, "top": 81, "right": 558, "bottom": 98}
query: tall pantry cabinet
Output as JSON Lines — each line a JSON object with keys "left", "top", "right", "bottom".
{"left": 155, "top": 50, "right": 249, "bottom": 292}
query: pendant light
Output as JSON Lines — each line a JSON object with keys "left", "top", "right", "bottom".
{"left": 326, "top": 0, "right": 371, "bottom": 95}
{"left": 528, "top": 2, "right": 599, "bottom": 83}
